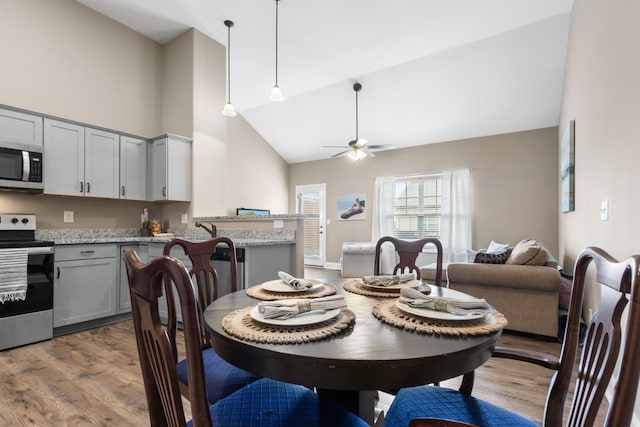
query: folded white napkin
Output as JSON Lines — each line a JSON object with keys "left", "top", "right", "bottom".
{"left": 258, "top": 295, "right": 347, "bottom": 319}
{"left": 398, "top": 287, "right": 490, "bottom": 316}
{"left": 362, "top": 273, "right": 415, "bottom": 287}
{"left": 278, "top": 271, "right": 315, "bottom": 290}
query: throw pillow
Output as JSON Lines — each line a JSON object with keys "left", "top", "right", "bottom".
{"left": 506, "top": 239, "right": 548, "bottom": 266}
{"left": 486, "top": 240, "right": 510, "bottom": 254}
{"left": 466, "top": 249, "right": 478, "bottom": 263}
{"left": 473, "top": 249, "right": 511, "bottom": 264}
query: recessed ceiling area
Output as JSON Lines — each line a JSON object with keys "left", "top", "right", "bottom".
{"left": 76, "top": 0, "right": 574, "bottom": 163}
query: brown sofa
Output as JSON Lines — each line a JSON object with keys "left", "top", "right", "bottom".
{"left": 421, "top": 241, "right": 562, "bottom": 338}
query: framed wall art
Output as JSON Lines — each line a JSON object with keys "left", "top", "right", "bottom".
{"left": 337, "top": 193, "right": 366, "bottom": 220}
{"left": 560, "top": 120, "right": 575, "bottom": 213}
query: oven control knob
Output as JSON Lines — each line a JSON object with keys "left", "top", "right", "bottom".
{"left": 11, "top": 217, "right": 18, "bottom": 224}
{"left": 22, "top": 218, "right": 29, "bottom": 224}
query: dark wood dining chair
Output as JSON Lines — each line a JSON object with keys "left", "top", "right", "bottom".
{"left": 162, "top": 237, "right": 260, "bottom": 404}
{"left": 124, "top": 250, "right": 370, "bottom": 427}
{"left": 383, "top": 246, "right": 640, "bottom": 427}
{"left": 374, "top": 236, "right": 443, "bottom": 285}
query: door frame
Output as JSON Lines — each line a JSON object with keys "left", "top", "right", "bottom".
{"left": 296, "top": 183, "right": 326, "bottom": 267}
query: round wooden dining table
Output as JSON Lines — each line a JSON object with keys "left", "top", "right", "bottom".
{"left": 203, "top": 280, "right": 502, "bottom": 426}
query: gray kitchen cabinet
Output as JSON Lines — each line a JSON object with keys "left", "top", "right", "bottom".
{"left": 244, "top": 244, "right": 294, "bottom": 288}
{"left": 54, "top": 244, "right": 118, "bottom": 327}
{"left": 148, "top": 243, "right": 191, "bottom": 321}
{"left": 44, "top": 119, "right": 119, "bottom": 198}
{"left": 119, "top": 136, "right": 147, "bottom": 200}
{"left": 118, "top": 244, "right": 148, "bottom": 313}
{"left": 0, "top": 107, "right": 43, "bottom": 146}
{"left": 148, "top": 134, "right": 191, "bottom": 202}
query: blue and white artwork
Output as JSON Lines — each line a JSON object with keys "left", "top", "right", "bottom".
{"left": 337, "top": 193, "right": 366, "bottom": 220}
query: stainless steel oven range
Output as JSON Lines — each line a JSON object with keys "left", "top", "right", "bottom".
{"left": 0, "top": 213, "right": 54, "bottom": 350}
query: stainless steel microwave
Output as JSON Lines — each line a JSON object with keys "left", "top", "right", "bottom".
{"left": 0, "top": 141, "right": 44, "bottom": 193}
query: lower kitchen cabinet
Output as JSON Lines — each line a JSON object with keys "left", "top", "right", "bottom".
{"left": 244, "top": 244, "right": 294, "bottom": 288}
{"left": 54, "top": 244, "right": 118, "bottom": 327}
{"left": 118, "top": 243, "right": 148, "bottom": 313}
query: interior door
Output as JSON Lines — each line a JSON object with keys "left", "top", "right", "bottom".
{"left": 296, "top": 184, "right": 326, "bottom": 267}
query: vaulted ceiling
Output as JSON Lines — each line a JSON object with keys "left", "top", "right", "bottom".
{"left": 76, "top": 0, "right": 573, "bottom": 163}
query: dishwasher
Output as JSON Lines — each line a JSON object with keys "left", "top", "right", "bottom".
{"left": 210, "top": 246, "right": 245, "bottom": 296}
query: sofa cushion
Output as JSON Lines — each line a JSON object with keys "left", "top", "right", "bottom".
{"left": 486, "top": 240, "right": 510, "bottom": 253}
{"left": 507, "top": 239, "right": 548, "bottom": 266}
{"left": 446, "top": 262, "right": 561, "bottom": 292}
{"left": 473, "top": 250, "right": 510, "bottom": 264}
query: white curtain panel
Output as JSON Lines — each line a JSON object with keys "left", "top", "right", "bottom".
{"left": 372, "top": 176, "right": 396, "bottom": 273}
{"left": 440, "top": 169, "right": 473, "bottom": 263}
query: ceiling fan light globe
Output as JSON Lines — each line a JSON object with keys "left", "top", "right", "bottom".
{"left": 348, "top": 148, "right": 367, "bottom": 161}
{"left": 269, "top": 85, "right": 285, "bottom": 102}
{"left": 221, "top": 102, "right": 237, "bottom": 117}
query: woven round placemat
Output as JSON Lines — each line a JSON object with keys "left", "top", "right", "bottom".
{"left": 246, "top": 283, "right": 337, "bottom": 301}
{"left": 372, "top": 299, "right": 507, "bottom": 336}
{"left": 221, "top": 306, "right": 355, "bottom": 344}
{"left": 343, "top": 278, "right": 406, "bottom": 298}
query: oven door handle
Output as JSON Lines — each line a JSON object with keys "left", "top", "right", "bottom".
{"left": 27, "top": 246, "right": 55, "bottom": 255}
{"left": 57, "top": 266, "right": 60, "bottom": 279}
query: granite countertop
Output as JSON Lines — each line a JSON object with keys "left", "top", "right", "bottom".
{"left": 37, "top": 228, "right": 295, "bottom": 247}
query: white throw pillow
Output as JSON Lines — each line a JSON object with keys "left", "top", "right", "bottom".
{"left": 486, "top": 240, "right": 509, "bottom": 254}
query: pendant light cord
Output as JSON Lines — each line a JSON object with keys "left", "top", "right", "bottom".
{"left": 227, "top": 22, "right": 231, "bottom": 102}
{"left": 274, "top": 0, "right": 279, "bottom": 86}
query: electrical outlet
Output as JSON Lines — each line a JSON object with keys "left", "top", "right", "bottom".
{"left": 273, "top": 219, "right": 284, "bottom": 228}
{"left": 64, "top": 211, "right": 74, "bottom": 223}
{"left": 181, "top": 213, "right": 189, "bottom": 224}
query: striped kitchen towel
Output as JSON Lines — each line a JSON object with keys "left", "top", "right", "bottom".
{"left": 0, "top": 248, "right": 29, "bottom": 303}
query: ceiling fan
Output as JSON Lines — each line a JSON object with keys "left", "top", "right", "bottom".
{"left": 324, "top": 82, "right": 396, "bottom": 160}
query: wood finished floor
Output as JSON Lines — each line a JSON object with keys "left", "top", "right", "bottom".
{"left": 0, "top": 268, "right": 608, "bottom": 427}
{"left": 1, "top": 319, "right": 606, "bottom": 426}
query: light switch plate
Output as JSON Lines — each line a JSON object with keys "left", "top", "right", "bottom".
{"left": 273, "top": 219, "right": 284, "bottom": 228}
{"left": 181, "top": 213, "right": 189, "bottom": 224}
{"left": 64, "top": 211, "right": 74, "bottom": 223}
{"left": 600, "top": 200, "right": 609, "bottom": 221}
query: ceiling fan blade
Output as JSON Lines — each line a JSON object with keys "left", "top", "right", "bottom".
{"left": 362, "top": 148, "right": 375, "bottom": 158}
{"left": 366, "top": 144, "right": 396, "bottom": 150}
{"left": 331, "top": 150, "right": 350, "bottom": 158}
{"left": 323, "top": 145, "right": 349, "bottom": 148}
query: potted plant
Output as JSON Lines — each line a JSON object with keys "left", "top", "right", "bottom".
{"left": 140, "top": 219, "right": 151, "bottom": 236}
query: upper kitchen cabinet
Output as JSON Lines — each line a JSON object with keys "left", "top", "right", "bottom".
{"left": 119, "top": 136, "right": 147, "bottom": 200}
{"left": 149, "top": 134, "right": 191, "bottom": 202}
{"left": 44, "top": 119, "right": 119, "bottom": 198}
{"left": 0, "top": 107, "right": 43, "bottom": 147}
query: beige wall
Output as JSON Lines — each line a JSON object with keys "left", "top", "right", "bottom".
{"left": 0, "top": 0, "right": 290, "bottom": 229}
{"left": 0, "top": 0, "right": 162, "bottom": 137}
{"left": 226, "top": 115, "right": 289, "bottom": 216}
{"left": 290, "top": 127, "right": 559, "bottom": 264}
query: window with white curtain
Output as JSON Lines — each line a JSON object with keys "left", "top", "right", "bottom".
{"left": 392, "top": 173, "right": 442, "bottom": 239}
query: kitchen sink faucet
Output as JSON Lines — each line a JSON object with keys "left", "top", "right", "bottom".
{"left": 195, "top": 222, "right": 217, "bottom": 238}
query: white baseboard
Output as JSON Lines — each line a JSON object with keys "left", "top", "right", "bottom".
{"left": 323, "top": 262, "right": 341, "bottom": 270}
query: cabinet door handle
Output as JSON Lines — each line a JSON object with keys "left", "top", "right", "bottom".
{"left": 86, "top": 182, "right": 90, "bottom": 193}
{"left": 80, "top": 181, "right": 83, "bottom": 193}
{"left": 80, "top": 250, "right": 95, "bottom": 256}
{"left": 122, "top": 186, "right": 125, "bottom": 196}
{"left": 57, "top": 267, "right": 60, "bottom": 279}
{"left": 162, "top": 186, "right": 166, "bottom": 197}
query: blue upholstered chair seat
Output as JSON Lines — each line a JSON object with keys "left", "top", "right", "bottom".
{"left": 383, "top": 386, "right": 536, "bottom": 427}
{"left": 176, "top": 347, "right": 261, "bottom": 404}
{"left": 186, "top": 378, "right": 369, "bottom": 427}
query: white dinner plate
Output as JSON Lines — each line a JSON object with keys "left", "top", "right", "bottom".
{"left": 260, "top": 279, "right": 324, "bottom": 293}
{"left": 360, "top": 279, "right": 422, "bottom": 290}
{"left": 395, "top": 300, "right": 486, "bottom": 321}
{"left": 249, "top": 305, "right": 341, "bottom": 326}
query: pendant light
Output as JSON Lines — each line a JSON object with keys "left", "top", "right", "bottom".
{"left": 269, "top": 0, "right": 285, "bottom": 102}
{"left": 221, "top": 20, "right": 237, "bottom": 117}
